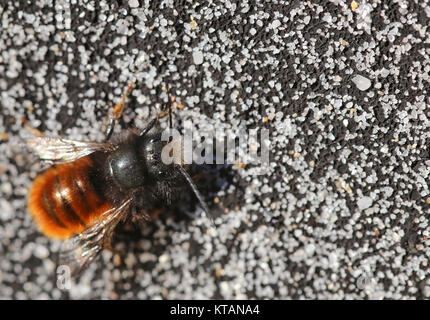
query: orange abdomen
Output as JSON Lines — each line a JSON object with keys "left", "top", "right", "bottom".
{"left": 28, "top": 156, "right": 112, "bottom": 239}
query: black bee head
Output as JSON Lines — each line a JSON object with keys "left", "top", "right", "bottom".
{"left": 108, "top": 143, "right": 146, "bottom": 190}
{"left": 139, "top": 132, "right": 182, "bottom": 182}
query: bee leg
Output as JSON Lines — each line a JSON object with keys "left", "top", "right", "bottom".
{"left": 182, "top": 210, "right": 200, "bottom": 220}
{"left": 138, "top": 117, "right": 157, "bottom": 137}
{"left": 164, "top": 89, "right": 175, "bottom": 130}
{"left": 105, "top": 116, "right": 116, "bottom": 142}
{"left": 158, "top": 85, "right": 176, "bottom": 126}
{"left": 105, "top": 82, "right": 134, "bottom": 141}
{"left": 138, "top": 86, "right": 177, "bottom": 136}
{"left": 138, "top": 103, "right": 174, "bottom": 137}
{"left": 130, "top": 208, "right": 161, "bottom": 226}
{"left": 149, "top": 208, "right": 162, "bottom": 219}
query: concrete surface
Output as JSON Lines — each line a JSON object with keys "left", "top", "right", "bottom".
{"left": 0, "top": 0, "right": 430, "bottom": 299}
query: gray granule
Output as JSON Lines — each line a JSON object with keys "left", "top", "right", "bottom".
{"left": 351, "top": 75, "right": 372, "bottom": 91}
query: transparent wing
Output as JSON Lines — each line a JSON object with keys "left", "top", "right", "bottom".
{"left": 57, "top": 198, "right": 133, "bottom": 278}
{"left": 26, "top": 137, "right": 114, "bottom": 163}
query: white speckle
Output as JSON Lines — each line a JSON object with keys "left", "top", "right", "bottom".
{"left": 333, "top": 99, "right": 342, "bottom": 108}
{"left": 0, "top": 199, "right": 13, "bottom": 220}
{"left": 34, "top": 244, "right": 49, "bottom": 259}
{"left": 220, "top": 281, "right": 230, "bottom": 294}
{"left": 352, "top": 75, "right": 372, "bottom": 91}
{"left": 222, "top": 55, "right": 231, "bottom": 64}
{"left": 249, "top": 28, "right": 257, "bottom": 35}
{"left": 230, "top": 90, "right": 239, "bottom": 102}
{"left": 125, "top": 253, "right": 137, "bottom": 267}
{"left": 380, "top": 145, "right": 388, "bottom": 154}
{"left": 357, "top": 196, "right": 373, "bottom": 210}
{"left": 294, "top": 229, "right": 303, "bottom": 238}
{"left": 356, "top": 2, "right": 373, "bottom": 34}
{"left": 380, "top": 68, "right": 390, "bottom": 78}
{"left": 391, "top": 232, "right": 401, "bottom": 243}
{"left": 305, "top": 244, "right": 316, "bottom": 256}
{"left": 193, "top": 51, "right": 204, "bottom": 65}
{"left": 128, "top": 0, "right": 139, "bottom": 8}
{"left": 271, "top": 19, "right": 281, "bottom": 29}
{"left": 382, "top": 187, "right": 394, "bottom": 197}
{"left": 334, "top": 75, "right": 343, "bottom": 82}
{"left": 70, "top": 283, "right": 91, "bottom": 299}
{"left": 159, "top": 254, "right": 169, "bottom": 264}
{"left": 1, "top": 182, "right": 12, "bottom": 194}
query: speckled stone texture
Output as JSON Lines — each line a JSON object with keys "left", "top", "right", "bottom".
{"left": 0, "top": 0, "right": 430, "bottom": 299}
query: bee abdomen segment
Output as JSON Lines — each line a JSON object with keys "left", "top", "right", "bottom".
{"left": 28, "top": 156, "right": 113, "bottom": 240}
{"left": 55, "top": 175, "right": 87, "bottom": 228}
{"left": 41, "top": 189, "right": 67, "bottom": 229}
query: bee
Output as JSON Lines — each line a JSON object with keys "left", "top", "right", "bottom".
{"left": 27, "top": 83, "right": 213, "bottom": 276}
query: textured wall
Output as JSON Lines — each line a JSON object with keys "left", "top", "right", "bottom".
{"left": 0, "top": 0, "right": 429, "bottom": 299}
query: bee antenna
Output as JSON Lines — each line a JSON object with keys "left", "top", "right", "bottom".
{"left": 177, "top": 165, "right": 216, "bottom": 228}
{"left": 162, "top": 84, "right": 174, "bottom": 130}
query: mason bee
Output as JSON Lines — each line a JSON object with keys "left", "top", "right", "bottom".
{"left": 27, "top": 83, "right": 213, "bottom": 276}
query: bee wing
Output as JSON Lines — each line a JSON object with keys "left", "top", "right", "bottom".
{"left": 57, "top": 198, "right": 133, "bottom": 278}
{"left": 27, "top": 137, "right": 114, "bottom": 163}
